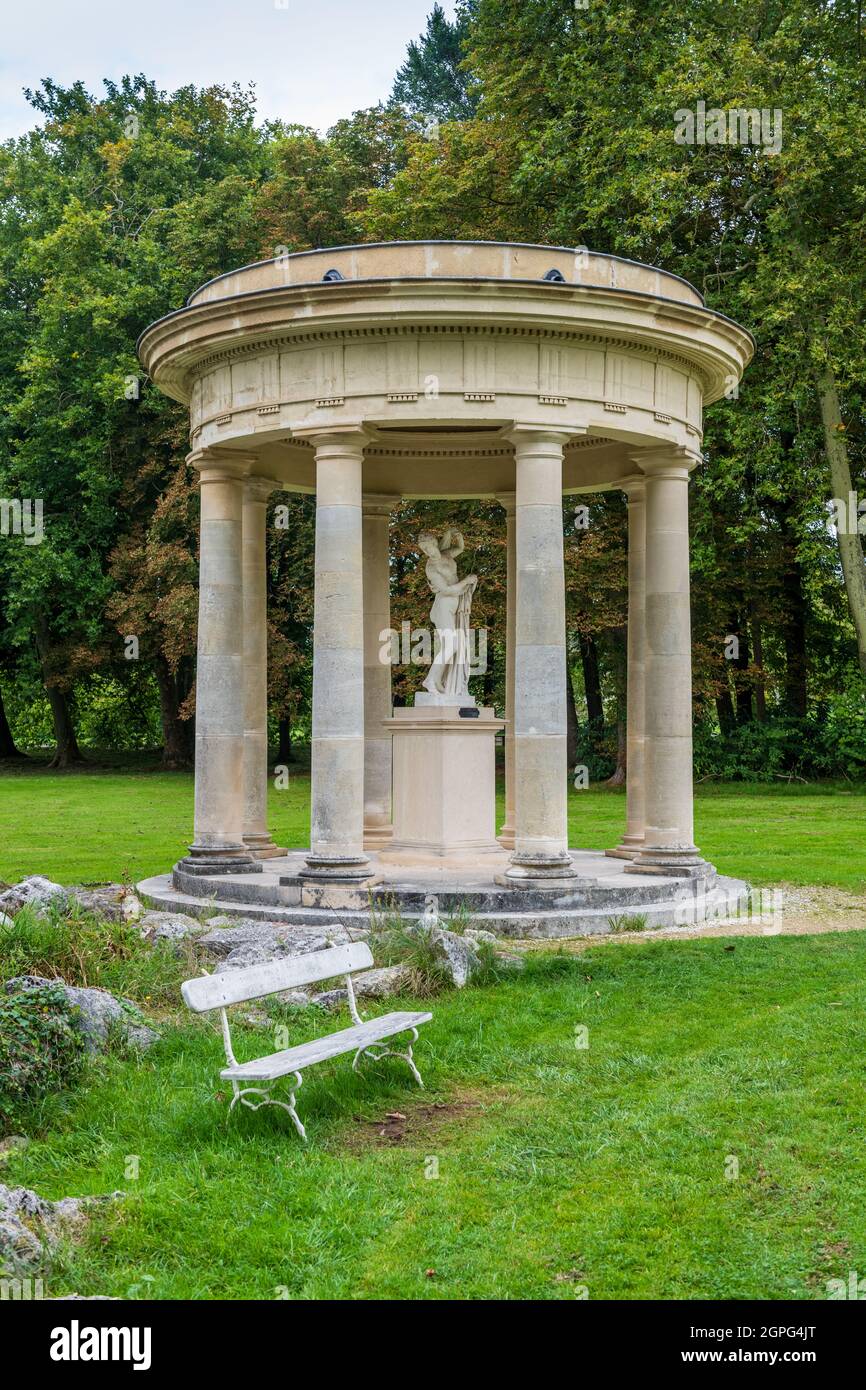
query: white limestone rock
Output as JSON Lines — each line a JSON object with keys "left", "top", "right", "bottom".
{"left": 4, "top": 976, "right": 159, "bottom": 1053}
{"left": 0, "top": 876, "right": 68, "bottom": 917}
{"left": 120, "top": 892, "right": 143, "bottom": 922}
{"left": 428, "top": 925, "right": 480, "bottom": 988}
{"left": 353, "top": 964, "right": 413, "bottom": 999}
{"left": 199, "top": 920, "right": 349, "bottom": 972}
{"left": 138, "top": 911, "right": 207, "bottom": 950}
{"left": 0, "top": 1184, "right": 121, "bottom": 1275}
{"left": 68, "top": 884, "right": 127, "bottom": 922}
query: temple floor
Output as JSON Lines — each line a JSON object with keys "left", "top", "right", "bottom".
{"left": 139, "top": 850, "right": 749, "bottom": 939}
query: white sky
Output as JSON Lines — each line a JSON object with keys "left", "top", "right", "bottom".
{"left": 0, "top": 0, "right": 459, "bottom": 141}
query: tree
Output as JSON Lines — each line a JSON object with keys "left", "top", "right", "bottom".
{"left": 390, "top": 3, "right": 480, "bottom": 122}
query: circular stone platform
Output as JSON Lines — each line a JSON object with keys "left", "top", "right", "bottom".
{"left": 138, "top": 852, "right": 747, "bottom": 939}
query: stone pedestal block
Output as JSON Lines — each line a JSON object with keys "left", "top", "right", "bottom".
{"left": 382, "top": 706, "right": 504, "bottom": 861}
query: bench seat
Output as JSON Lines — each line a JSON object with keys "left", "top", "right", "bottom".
{"left": 221, "top": 1011, "right": 433, "bottom": 1083}
{"left": 184, "top": 941, "right": 433, "bottom": 1137}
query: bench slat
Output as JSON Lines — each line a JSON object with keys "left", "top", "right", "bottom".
{"left": 182, "top": 941, "right": 374, "bottom": 1012}
{"left": 221, "top": 1011, "right": 433, "bottom": 1081}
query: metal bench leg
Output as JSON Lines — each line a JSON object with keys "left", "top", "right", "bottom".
{"left": 228, "top": 1071, "right": 307, "bottom": 1140}
{"left": 352, "top": 1028, "right": 424, "bottom": 1088}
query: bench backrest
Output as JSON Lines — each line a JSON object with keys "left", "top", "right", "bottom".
{"left": 182, "top": 942, "right": 374, "bottom": 1013}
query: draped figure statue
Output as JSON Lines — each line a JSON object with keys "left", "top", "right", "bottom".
{"left": 417, "top": 528, "right": 477, "bottom": 701}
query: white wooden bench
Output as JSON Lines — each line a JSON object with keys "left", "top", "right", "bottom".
{"left": 182, "top": 942, "right": 432, "bottom": 1140}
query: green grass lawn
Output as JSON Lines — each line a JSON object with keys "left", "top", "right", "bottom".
{"left": 5, "top": 933, "right": 866, "bottom": 1300}
{"left": 0, "top": 757, "right": 863, "bottom": 890}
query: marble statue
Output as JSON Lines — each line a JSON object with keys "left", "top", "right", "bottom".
{"left": 417, "top": 528, "right": 478, "bottom": 701}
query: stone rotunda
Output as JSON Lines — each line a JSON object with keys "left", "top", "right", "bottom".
{"left": 137, "top": 240, "right": 754, "bottom": 936}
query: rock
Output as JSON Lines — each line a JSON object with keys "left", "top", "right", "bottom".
{"left": 428, "top": 926, "right": 480, "bottom": 988}
{"left": 275, "top": 990, "right": 313, "bottom": 1009}
{"left": 4, "top": 976, "right": 159, "bottom": 1054}
{"left": 353, "top": 964, "right": 413, "bottom": 999}
{"left": 68, "top": 884, "right": 127, "bottom": 922}
{"left": 0, "top": 1136, "right": 29, "bottom": 1163}
{"left": 310, "top": 988, "right": 348, "bottom": 1011}
{"left": 138, "top": 911, "right": 206, "bottom": 950}
{"left": 120, "top": 893, "right": 143, "bottom": 923}
{"left": 240, "top": 1008, "right": 271, "bottom": 1027}
{"left": 0, "top": 1184, "right": 121, "bottom": 1275}
{"left": 0, "top": 876, "right": 67, "bottom": 917}
{"left": 199, "top": 920, "right": 349, "bottom": 971}
{"left": 464, "top": 928, "right": 499, "bottom": 945}
{"left": 495, "top": 952, "right": 526, "bottom": 970}
{"left": 0, "top": 912, "right": 14, "bottom": 929}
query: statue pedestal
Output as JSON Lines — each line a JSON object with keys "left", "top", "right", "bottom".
{"left": 381, "top": 705, "right": 504, "bottom": 861}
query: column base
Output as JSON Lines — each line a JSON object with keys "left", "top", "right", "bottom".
{"left": 497, "top": 852, "right": 580, "bottom": 889}
{"left": 605, "top": 835, "right": 644, "bottom": 862}
{"left": 624, "top": 845, "right": 715, "bottom": 879}
{"left": 363, "top": 822, "right": 394, "bottom": 850}
{"left": 497, "top": 825, "right": 515, "bottom": 850}
{"left": 300, "top": 854, "right": 376, "bottom": 883}
{"left": 243, "top": 834, "right": 288, "bottom": 860}
{"left": 176, "top": 847, "right": 263, "bottom": 877}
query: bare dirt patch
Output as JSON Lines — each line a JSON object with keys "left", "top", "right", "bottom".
{"left": 343, "top": 1092, "right": 498, "bottom": 1149}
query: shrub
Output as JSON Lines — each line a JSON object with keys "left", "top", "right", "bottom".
{"left": 0, "top": 983, "right": 85, "bottom": 1130}
{"left": 693, "top": 707, "right": 866, "bottom": 782}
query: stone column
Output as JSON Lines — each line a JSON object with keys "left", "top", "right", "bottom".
{"left": 504, "top": 428, "right": 576, "bottom": 884}
{"left": 301, "top": 429, "right": 372, "bottom": 880}
{"left": 607, "top": 474, "right": 646, "bottom": 860}
{"left": 626, "top": 449, "right": 712, "bottom": 878}
{"left": 242, "top": 476, "right": 286, "bottom": 859}
{"left": 179, "top": 451, "right": 259, "bottom": 875}
{"left": 496, "top": 492, "right": 516, "bottom": 848}
{"left": 363, "top": 493, "right": 398, "bottom": 848}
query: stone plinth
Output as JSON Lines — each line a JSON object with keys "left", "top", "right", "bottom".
{"left": 382, "top": 705, "right": 504, "bottom": 862}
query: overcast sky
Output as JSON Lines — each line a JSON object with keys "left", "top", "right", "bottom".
{"left": 0, "top": 0, "right": 458, "bottom": 141}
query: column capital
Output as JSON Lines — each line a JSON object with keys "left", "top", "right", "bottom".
{"left": 293, "top": 424, "right": 374, "bottom": 455}
{"left": 245, "top": 475, "right": 282, "bottom": 504}
{"left": 362, "top": 492, "right": 401, "bottom": 515}
{"left": 506, "top": 423, "right": 578, "bottom": 451}
{"left": 619, "top": 473, "right": 647, "bottom": 500}
{"left": 187, "top": 448, "right": 252, "bottom": 483}
{"left": 630, "top": 445, "right": 701, "bottom": 479}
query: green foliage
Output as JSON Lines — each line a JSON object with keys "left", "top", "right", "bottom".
{"left": 390, "top": 2, "right": 479, "bottom": 121}
{"left": 0, "top": 982, "right": 84, "bottom": 1129}
{"left": 694, "top": 705, "right": 866, "bottom": 782}
{"left": 607, "top": 913, "right": 648, "bottom": 934}
{"left": 0, "top": 903, "right": 189, "bottom": 1008}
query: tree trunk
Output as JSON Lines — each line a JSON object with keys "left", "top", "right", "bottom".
{"left": 277, "top": 717, "right": 294, "bottom": 766}
{"left": 155, "top": 654, "right": 192, "bottom": 769}
{"left": 732, "top": 613, "right": 752, "bottom": 725}
{"left": 34, "top": 619, "right": 84, "bottom": 768}
{"left": 815, "top": 363, "right": 866, "bottom": 678}
{"left": 751, "top": 608, "right": 766, "bottom": 721}
{"left": 716, "top": 690, "right": 736, "bottom": 737}
{"left": 778, "top": 502, "right": 808, "bottom": 719}
{"left": 605, "top": 625, "right": 627, "bottom": 786}
{"left": 44, "top": 684, "right": 83, "bottom": 768}
{"left": 566, "top": 659, "right": 579, "bottom": 770}
{"left": 579, "top": 632, "right": 604, "bottom": 729}
{"left": 0, "top": 683, "right": 26, "bottom": 759}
